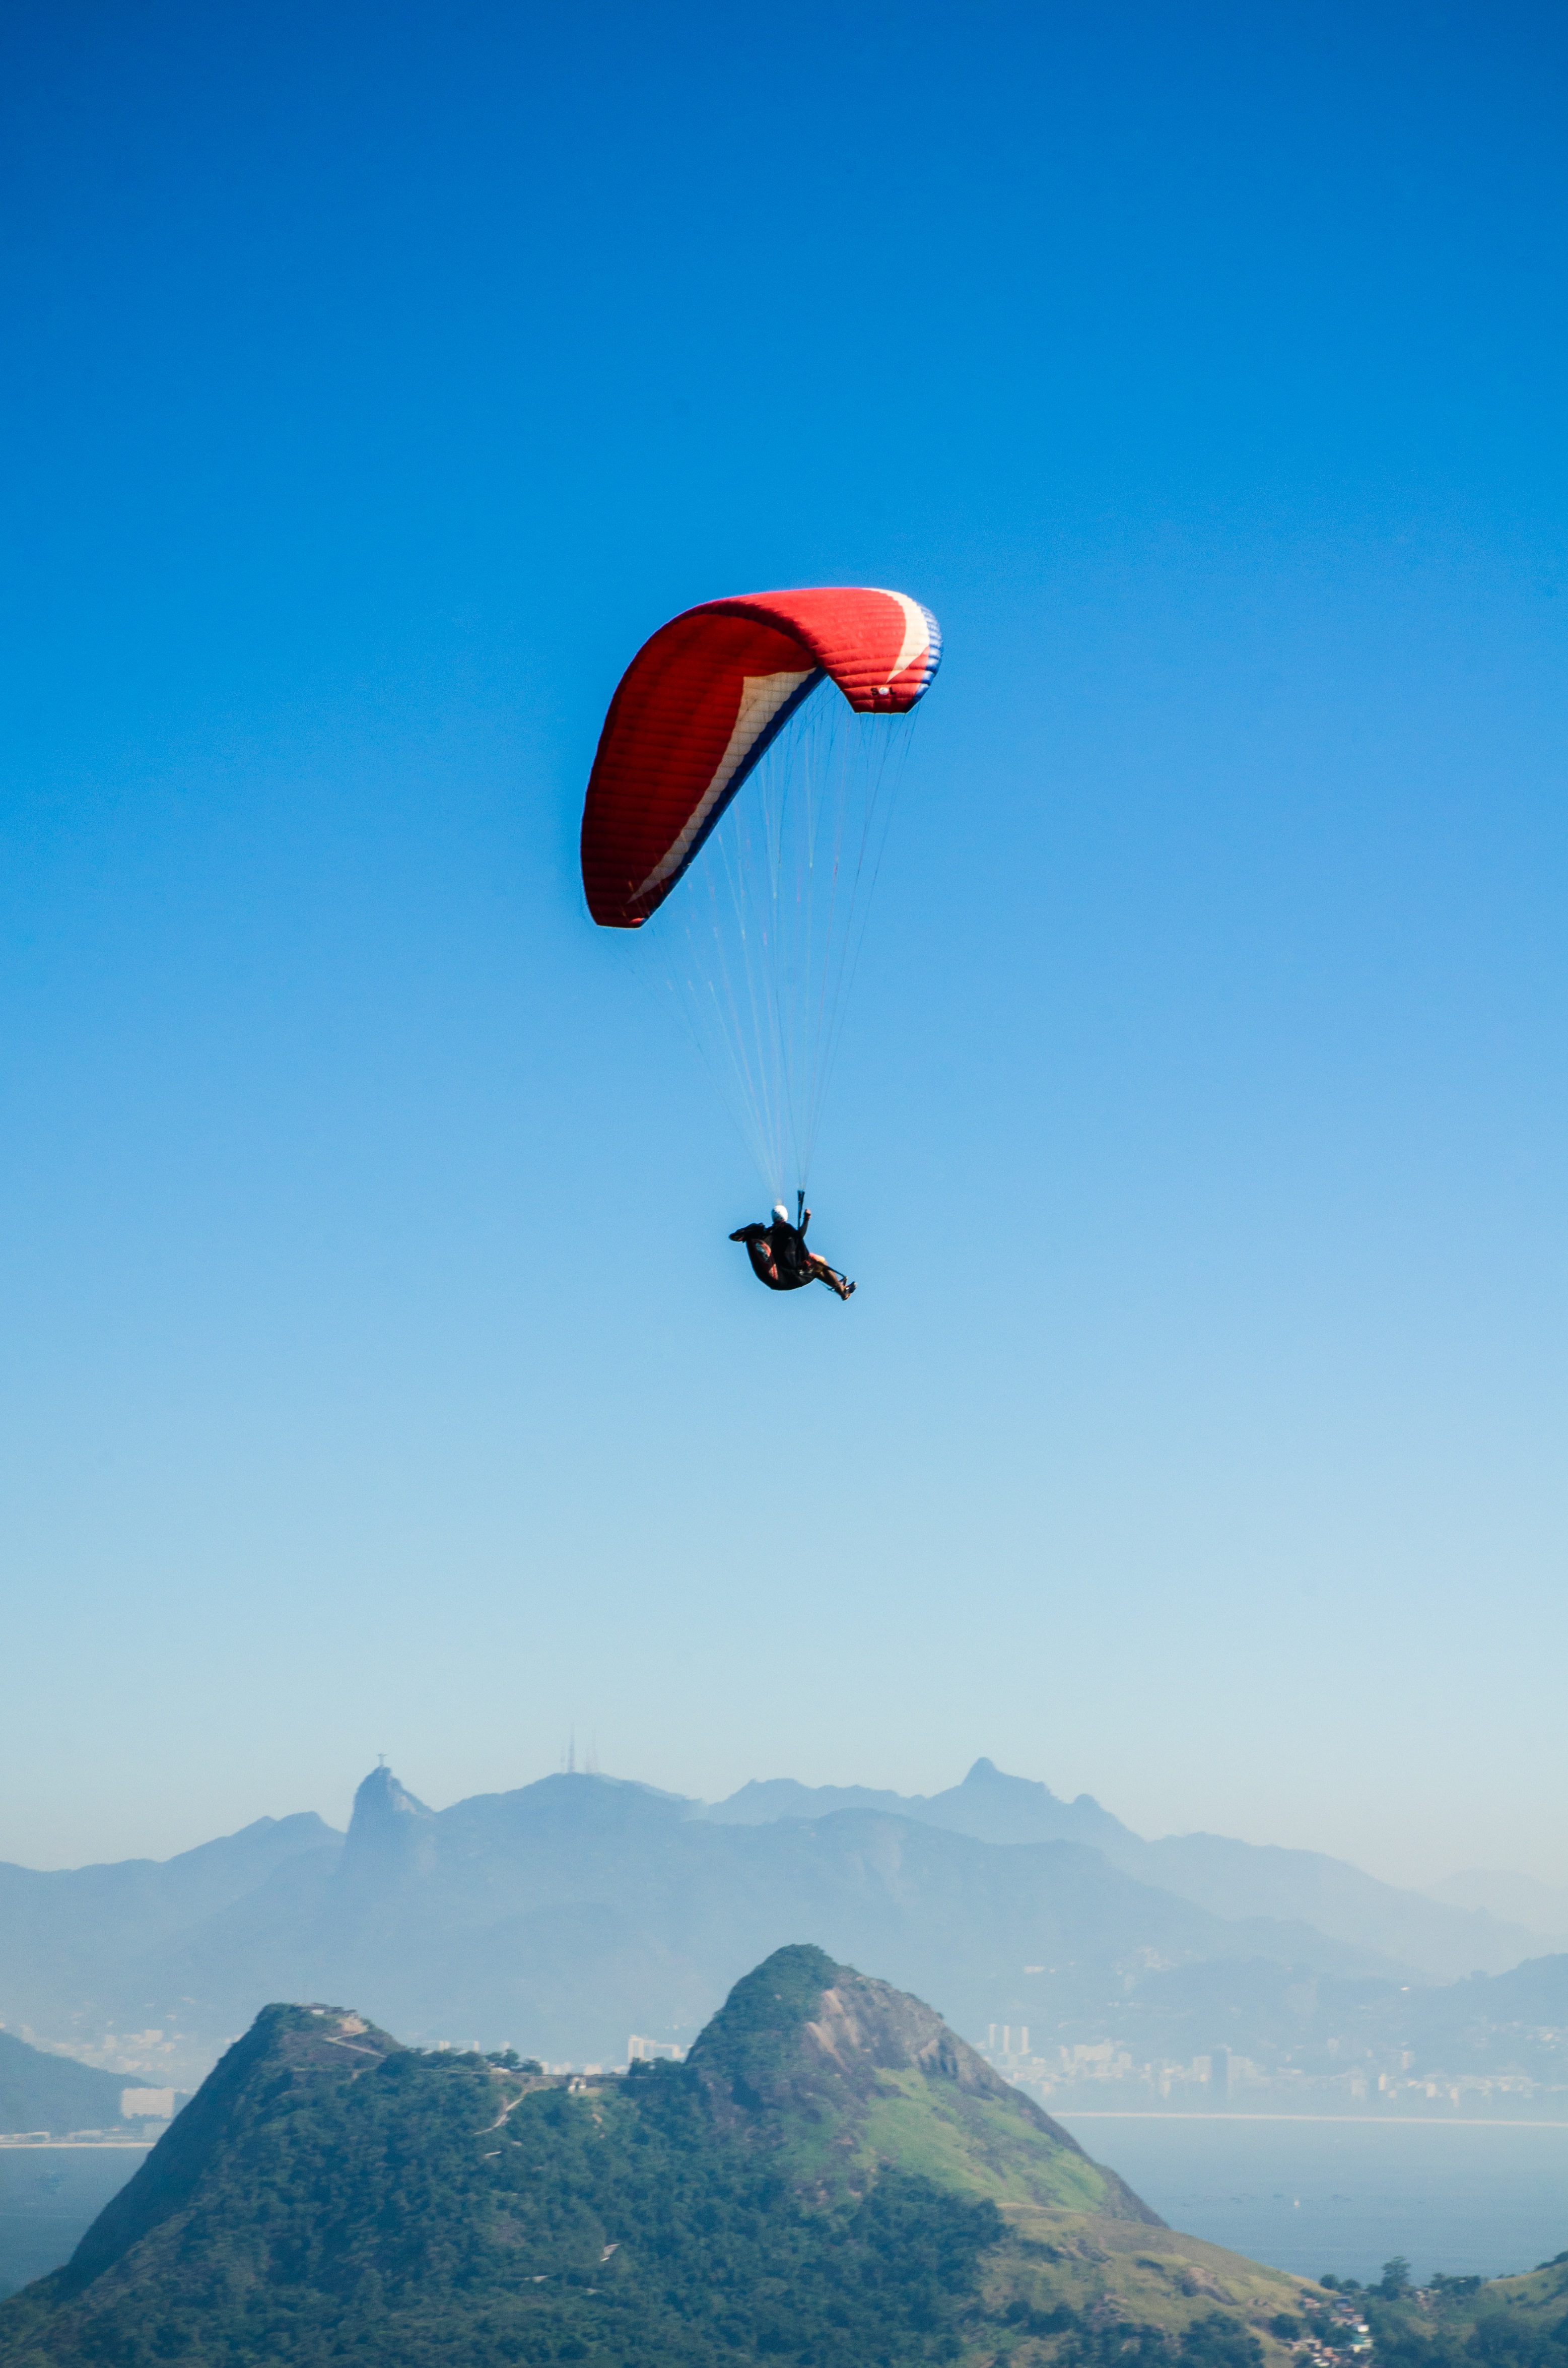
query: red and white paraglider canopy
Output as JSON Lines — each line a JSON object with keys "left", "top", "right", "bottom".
{"left": 580, "top": 587, "right": 941, "bottom": 928}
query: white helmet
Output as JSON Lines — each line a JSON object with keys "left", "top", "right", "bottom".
{"left": 772, "top": 1203, "right": 791, "bottom": 1226}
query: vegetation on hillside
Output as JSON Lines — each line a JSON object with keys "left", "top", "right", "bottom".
{"left": 0, "top": 2017, "right": 1008, "bottom": 2366}
{"left": 1303, "top": 2256, "right": 1568, "bottom": 2368}
{"left": 0, "top": 1955, "right": 1334, "bottom": 2367}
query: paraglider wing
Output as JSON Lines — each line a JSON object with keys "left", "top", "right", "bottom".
{"left": 580, "top": 587, "right": 940, "bottom": 928}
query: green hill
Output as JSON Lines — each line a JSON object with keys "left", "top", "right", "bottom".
{"left": 0, "top": 1944, "right": 1317, "bottom": 2368}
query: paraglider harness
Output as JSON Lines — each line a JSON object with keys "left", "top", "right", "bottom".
{"left": 732, "top": 1192, "right": 813, "bottom": 1290}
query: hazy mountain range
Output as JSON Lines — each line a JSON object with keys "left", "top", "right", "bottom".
{"left": 1, "top": 1759, "right": 1559, "bottom": 2089}
{"left": 700, "top": 1763, "right": 1567, "bottom": 1971}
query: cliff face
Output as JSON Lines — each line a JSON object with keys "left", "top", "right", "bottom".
{"left": 0, "top": 1955, "right": 1312, "bottom": 2368}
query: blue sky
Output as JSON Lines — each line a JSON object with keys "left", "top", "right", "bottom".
{"left": 3, "top": 0, "right": 1565, "bottom": 1885}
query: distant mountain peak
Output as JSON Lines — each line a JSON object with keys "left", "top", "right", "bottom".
{"left": 349, "top": 1765, "right": 433, "bottom": 1828}
{"left": 959, "top": 1755, "right": 1070, "bottom": 1800}
{"left": 338, "top": 1766, "right": 436, "bottom": 1889}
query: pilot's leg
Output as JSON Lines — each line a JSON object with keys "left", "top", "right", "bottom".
{"left": 807, "top": 1255, "right": 853, "bottom": 1300}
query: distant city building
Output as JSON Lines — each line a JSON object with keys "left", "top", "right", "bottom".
{"left": 627, "top": 2035, "right": 684, "bottom": 2063}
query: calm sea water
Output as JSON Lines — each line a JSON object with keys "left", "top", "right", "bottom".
{"left": 0, "top": 2148, "right": 149, "bottom": 2300}
{"left": 1058, "top": 2115, "right": 1568, "bottom": 2284}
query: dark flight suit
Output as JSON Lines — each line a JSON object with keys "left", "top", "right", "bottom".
{"left": 728, "top": 1223, "right": 810, "bottom": 1290}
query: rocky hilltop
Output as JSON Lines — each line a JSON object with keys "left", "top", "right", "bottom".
{"left": 0, "top": 1944, "right": 1313, "bottom": 2368}
{"left": 684, "top": 1944, "right": 1154, "bottom": 2216}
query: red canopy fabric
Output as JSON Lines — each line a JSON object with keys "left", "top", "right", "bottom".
{"left": 580, "top": 587, "right": 940, "bottom": 928}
